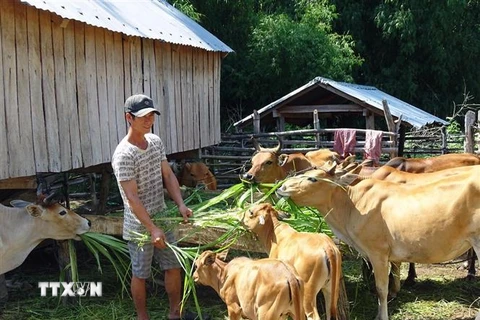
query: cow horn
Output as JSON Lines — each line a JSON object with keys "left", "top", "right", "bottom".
{"left": 273, "top": 135, "right": 283, "bottom": 154}
{"left": 323, "top": 160, "right": 337, "bottom": 175}
{"left": 251, "top": 136, "right": 262, "bottom": 151}
{"left": 43, "top": 192, "right": 56, "bottom": 205}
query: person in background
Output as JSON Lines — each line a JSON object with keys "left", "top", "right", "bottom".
{"left": 112, "top": 94, "right": 198, "bottom": 320}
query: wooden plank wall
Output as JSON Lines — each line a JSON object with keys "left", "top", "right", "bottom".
{"left": 0, "top": 0, "right": 223, "bottom": 180}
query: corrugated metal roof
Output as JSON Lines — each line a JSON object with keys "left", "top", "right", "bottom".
{"left": 20, "top": 0, "right": 233, "bottom": 53}
{"left": 234, "top": 76, "right": 447, "bottom": 129}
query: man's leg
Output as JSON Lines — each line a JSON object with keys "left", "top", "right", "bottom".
{"left": 131, "top": 276, "right": 149, "bottom": 320}
{"left": 165, "top": 268, "right": 182, "bottom": 319}
{"left": 129, "top": 242, "right": 154, "bottom": 320}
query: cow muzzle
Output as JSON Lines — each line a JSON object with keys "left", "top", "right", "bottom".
{"left": 241, "top": 173, "right": 254, "bottom": 181}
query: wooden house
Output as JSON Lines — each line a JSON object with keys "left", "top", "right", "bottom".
{"left": 0, "top": 0, "right": 232, "bottom": 186}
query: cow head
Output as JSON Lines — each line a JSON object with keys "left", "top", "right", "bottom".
{"left": 26, "top": 199, "right": 91, "bottom": 240}
{"left": 242, "top": 137, "right": 285, "bottom": 183}
{"left": 305, "top": 149, "right": 341, "bottom": 167}
{"left": 179, "top": 162, "right": 217, "bottom": 190}
{"left": 242, "top": 203, "right": 290, "bottom": 233}
{"left": 193, "top": 250, "right": 227, "bottom": 288}
{"left": 276, "top": 161, "right": 358, "bottom": 207}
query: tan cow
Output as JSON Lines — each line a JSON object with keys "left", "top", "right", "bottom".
{"left": 193, "top": 250, "right": 305, "bottom": 320}
{"left": 242, "top": 203, "right": 342, "bottom": 320}
{"left": 384, "top": 153, "right": 480, "bottom": 173}
{"left": 276, "top": 162, "right": 480, "bottom": 320}
{"left": 177, "top": 162, "right": 217, "bottom": 190}
{"left": 374, "top": 156, "right": 480, "bottom": 283}
{"left": 305, "top": 149, "right": 341, "bottom": 167}
{"left": 0, "top": 200, "right": 91, "bottom": 274}
{"left": 242, "top": 138, "right": 312, "bottom": 183}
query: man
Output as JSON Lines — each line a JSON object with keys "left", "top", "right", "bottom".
{"left": 112, "top": 94, "right": 195, "bottom": 320}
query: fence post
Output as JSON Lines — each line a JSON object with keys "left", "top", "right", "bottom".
{"left": 313, "top": 109, "right": 320, "bottom": 148}
{"left": 253, "top": 110, "right": 260, "bottom": 134}
{"left": 382, "top": 100, "right": 398, "bottom": 157}
{"left": 465, "top": 110, "right": 475, "bottom": 153}
{"left": 441, "top": 126, "right": 447, "bottom": 154}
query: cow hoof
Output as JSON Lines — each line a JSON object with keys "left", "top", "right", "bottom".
{"left": 403, "top": 277, "right": 416, "bottom": 287}
{"left": 465, "top": 273, "right": 476, "bottom": 281}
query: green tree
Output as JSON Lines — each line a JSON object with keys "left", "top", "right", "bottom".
{"left": 332, "top": 0, "right": 480, "bottom": 119}
{"left": 173, "top": 0, "right": 362, "bottom": 129}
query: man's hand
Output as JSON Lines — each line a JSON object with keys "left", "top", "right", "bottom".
{"left": 150, "top": 226, "right": 167, "bottom": 249}
{"left": 178, "top": 204, "right": 193, "bottom": 223}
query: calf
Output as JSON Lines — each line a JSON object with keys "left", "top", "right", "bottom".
{"left": 177, "top": 162, "right": 217, "bottom": 190}
{"left": 243, "top": 203, "right": 342, "bottom": 320}
{"left": 193, "top": 250, "right": 304, "bottom": 320}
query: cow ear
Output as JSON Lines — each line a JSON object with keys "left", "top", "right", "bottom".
{"left": 337, "top": 173, "right": 359, "bottom": 186}
{"left": 259, "top": 215, "right": 265, "bottom": 225}
{"left": 205, "top": 252, "right": 216, "bottom": 265}
{"left": 25, "top": 204, "right": 44, "bottom": 217}
{"left": 278, "top": 154, "right": 289, "bottom": 166}
{"left": 323, "top": 160, "right": 337, "bottom": 175}
{"left": 217, "top": 249, "right": 229, "bottom": 261}
{"left": 277, "top": 210, "right": 290, "bottom": 220}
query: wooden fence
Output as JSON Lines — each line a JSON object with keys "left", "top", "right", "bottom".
{"left": 202, "top": 111, "right": 480, "bottom": 189}
{"left": 201, "top": 128, "right": 398, "bottom": 189}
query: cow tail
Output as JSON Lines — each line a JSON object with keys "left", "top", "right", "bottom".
{"left": 290, "top": 277, "right": 305, "bottom": 320}
{"left": 328, "top": 244, "right": 342, "bottom": 320}
{"left": 283, "top": 262, "right": 304, "bottom": 320}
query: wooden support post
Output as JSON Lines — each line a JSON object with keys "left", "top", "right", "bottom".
{"left": 382, "top": 100, "right": 398, "bottom": 157}
{"left": 277, "top": 116, "right": 285, "bottom": 133}
{"left": 478, "top": 110, "right": 480, "bottom": 154}
{"left": 97, "top": 169, "right": 111, "bottom": 215}
{"left": 464, "top": 110, "right": 475, "bottom": 153}
{"left": 397, "top": 125, "right": 406, "bottom": 157}
{"left": 441, "top": 126, "right": 447, "bottom": 154}
{"left": 253, "top": 110, "right": 260, "bottom": 134}
{"left": 313, "top": 109, "right": 320, "bottom": 148}
{"left": 57, "top": 240, "right": 76, "bottom": 305}
{"left": 363, "top": 109, "right": 375, "bottom": 130}
{"left": 0, "top": 274, "right": 7, "bottom": 310}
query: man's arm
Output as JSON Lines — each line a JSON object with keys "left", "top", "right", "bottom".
{"left": 120, "top": 179, "right": 167, "bottom": 248}
{"left": 161, "top": 160, "right": 193, "bottom": 222}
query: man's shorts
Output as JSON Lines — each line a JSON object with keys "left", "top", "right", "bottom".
{"left": 128, "top": 231, "right": 181, "bottom": 279}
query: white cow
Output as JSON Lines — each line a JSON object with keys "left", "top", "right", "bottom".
{"left": 0, "top": 201, "right": 91, "bottom": 274}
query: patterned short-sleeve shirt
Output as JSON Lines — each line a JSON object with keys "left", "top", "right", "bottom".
{"left": 112, "top": 133, "right": 167, "bottom": 240}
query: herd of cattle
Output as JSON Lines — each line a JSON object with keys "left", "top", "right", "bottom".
{"left": 1, "top": 138, "right": 480, "bottom": 319}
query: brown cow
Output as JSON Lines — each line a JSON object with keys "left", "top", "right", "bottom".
{"left": 242, "top": 203, "right": 342, "bottom": 320}
{"left": 276, "top": 162, "right": 480, "bottom": 320}
{"left": 193, "top": 250, "right": 305, "bottom": 320}
{"left": 242, "top": 138, "right": 312, "bottom": 183}
{"left": 305, "top": 149, "right": 341, "bottom": 167}
{"left": 384, "top": 153, "right": 480, "bottom": 173}
{"left": 177, "top": 162, "right": 217, "bottom": 190}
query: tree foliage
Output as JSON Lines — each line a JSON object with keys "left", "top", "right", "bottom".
{"left": 332, "top": 0, "right": 480, "bottom": 119}
{"left": 172, "top": 0, "right": 362, "bottom": 130}
{"left": 171, "top": 0, "right": 480, "bottom": 126}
